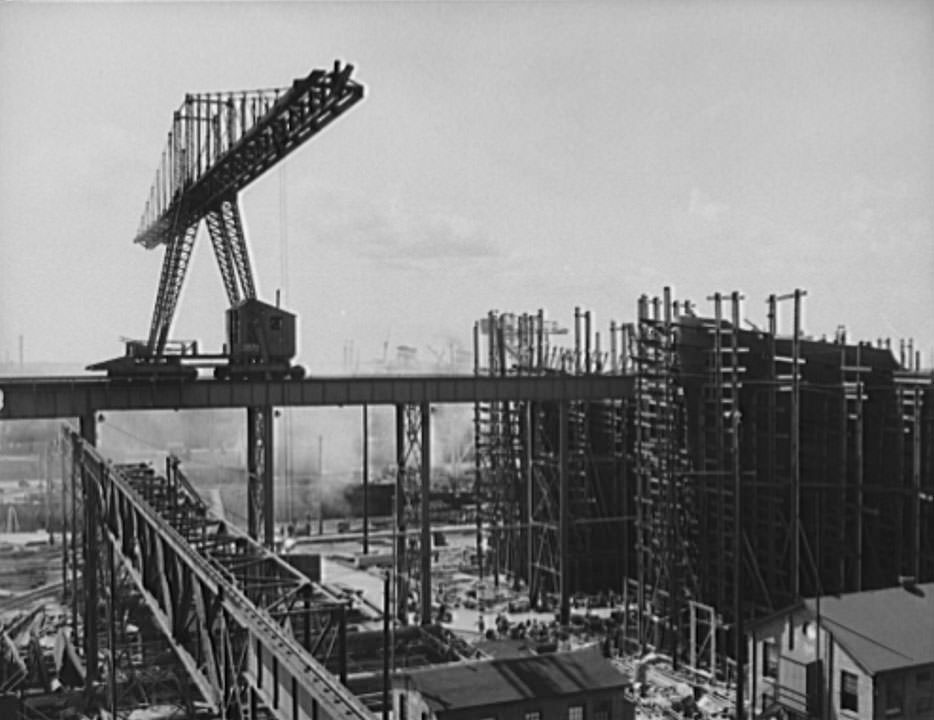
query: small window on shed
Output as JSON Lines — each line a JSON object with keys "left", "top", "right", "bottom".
{"left": 916, "top": 671, "right": 933, "bottom": 713}
{"left": 568, "top": 705, "right": 584, "bottom": 720}
{"left": 525, "top": 711, "right": 541, "bottom": 720}
{"left": 760, "top": 694, "right": 771, "bottom": 712}
{"left": 594, "top": 702, "right": 610, "bottom": 720}
{"left": 840, "top": 671, "right": 858, "bottom": 712}
{"left": 763, "top": 640, "right": 779, "bottom": 679}
{"left": 270, "top": 315, "right": 283, "bottom": 331}
{"left": 885, "top": 676, "right": 905, "bottom": 716}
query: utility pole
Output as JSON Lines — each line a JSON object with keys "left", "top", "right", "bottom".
{"left": 318, "top": 434, "right": 324, "bottom": 535}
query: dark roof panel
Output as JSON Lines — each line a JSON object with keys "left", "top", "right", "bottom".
{"left": 398, "top": 646, "right": 630, "bottom": 712}
{"left": 804, "top": 583, "right": 934, "bottom": 674}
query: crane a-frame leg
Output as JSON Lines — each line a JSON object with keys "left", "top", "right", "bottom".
{"left": 205, "top": 208, "right": 242, "bottom": 306}
{"left": 148, "top": 220, "right": 200, "bottom": 354}
{"left": 205, "top": 195, "right": 256, "bottom": 306}
{"left": 219, "top": 197, "right": 256, "bottom": 299}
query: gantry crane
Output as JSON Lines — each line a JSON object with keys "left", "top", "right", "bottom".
{"left": 90, "top": 61, "right": 364, "bottom": 379}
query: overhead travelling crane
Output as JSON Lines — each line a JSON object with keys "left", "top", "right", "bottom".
{"left": 90, "top": 60, "right": 364, "bottom": 380}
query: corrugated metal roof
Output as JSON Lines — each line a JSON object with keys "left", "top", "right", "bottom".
{"left": 804, "top": 582, "right": 934, "bottom": 675}
{"left": 397, "top": 646, "right": 630, "bottom": 712}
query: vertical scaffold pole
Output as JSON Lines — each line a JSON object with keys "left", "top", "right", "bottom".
{"left": 731, "top": 292, "right": 744, "bottom": 720}
{"left": 60, "top": 434, "right": 67, "bottom": 595}
{"left": 70, "top": 432, "right": 79, "bottom": 646}
{"left": 382, "top": 571, "right": 391, "bottom": 720}
{"left": 473, "top": 321, "right": 484, "bottom": 583}
{"left": 524, "top": 402, "right": 534, "bottom": 601}
{"left": 792, "top": 290, "right": 802, "bottom": 598}
{"left": 558, "top": 400, "right": 570, "bottom": 626}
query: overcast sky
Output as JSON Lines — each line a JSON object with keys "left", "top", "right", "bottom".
{"left": 1, "top": 1, "right": 931, "bottom": 372}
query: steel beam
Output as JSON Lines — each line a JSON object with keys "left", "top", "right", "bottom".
{"left": 0, "top": 374, "right": 637, "bottom": 420}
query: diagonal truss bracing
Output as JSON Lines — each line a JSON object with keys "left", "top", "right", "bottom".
{"left": 63, "top": 426, "right": 372, "bottom": 720}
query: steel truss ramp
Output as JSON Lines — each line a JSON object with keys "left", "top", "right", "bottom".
{"left": 64, "top": 426, "right": 372, "bottom": 720}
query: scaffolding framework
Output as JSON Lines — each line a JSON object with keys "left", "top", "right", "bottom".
{"left": 473, "top": 308, "right": 632, "bottom": 617}
{"left": 622, "top": 286, "right": 934, "bottom": 682}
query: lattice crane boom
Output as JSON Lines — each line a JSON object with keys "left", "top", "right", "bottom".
{"left": 137, "top": 61, "right": 364, "bottom": 355}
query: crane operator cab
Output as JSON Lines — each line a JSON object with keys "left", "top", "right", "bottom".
{"left": 216, "top": 298, "right": 305, "bottom": 380}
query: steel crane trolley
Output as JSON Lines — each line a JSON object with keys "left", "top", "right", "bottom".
{"left": 88, "top": 61, "right": 364, "bottom": 381}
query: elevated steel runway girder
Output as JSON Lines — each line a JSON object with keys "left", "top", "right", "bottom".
{"left": 0, "top": 373, "right": 636, "bottom": 419}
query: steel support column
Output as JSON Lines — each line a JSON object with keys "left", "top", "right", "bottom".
{"left": 60, "top": 435, "right": 68, "bottom": 592}
{"left": 420, "top": 402, "right": 432, "bottom": 626}
{"left": 394, "top": 403, "right": 427, "bottom": 624}
{"left": 524, "top": 402, "right": 534, "bottom": 600}
{"left": 394, "top": 404, "right": 407, "bottom": 623}
{"left": 69, "top": 433, "right": 80, "bottom": 645}
{"left": 363, "top": 404, "right": 369, "bottom": 555}
{"left": 108, "top": 537, "right": 118, "bottom": 718}
{"left": 247, "top": 406, "right": 275, "bottom": 546}
{"left": 79, "top": 412, "right": 98, "bottom": 695}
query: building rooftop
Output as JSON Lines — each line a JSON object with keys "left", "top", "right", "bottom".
{"left": 803, "top": 582, "right": 934, "bottom": 675}
{"left": 396, "top": 645, "right": 629, "bottom": 712}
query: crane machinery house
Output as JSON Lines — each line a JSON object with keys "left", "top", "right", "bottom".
{"left": 87, "top": 61, "right": 363, "bottom": 381}
{"left": 222, "top": 298, "right": 299, "bottom": 378}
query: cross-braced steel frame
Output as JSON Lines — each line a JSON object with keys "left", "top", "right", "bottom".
{"left": 394, "top": 403, "right": 431, "bottom": 626}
